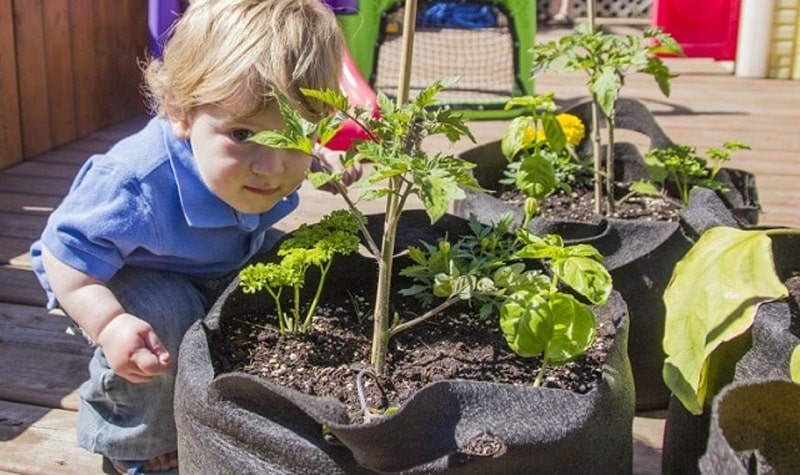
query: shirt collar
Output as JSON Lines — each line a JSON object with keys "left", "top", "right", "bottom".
{"left": 161, "top": 119, "right": 262, "bottom": 230}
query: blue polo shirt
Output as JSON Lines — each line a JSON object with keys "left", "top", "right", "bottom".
{"left": 30, "top": 117, "right": 299, "bottom": 308}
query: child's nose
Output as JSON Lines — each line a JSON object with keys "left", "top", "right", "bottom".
{"left": 250, "top": 149, "right": 284, "bottom": 176}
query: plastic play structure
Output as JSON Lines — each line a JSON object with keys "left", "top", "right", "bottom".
{"left": 651, "top": 0, "right": 741, "bottom": 61}
{"left": 327, "top": 48, "right": 378, "bottom": 151}
{"left": 337, "top": 0, "right": 537, "bottom": 119}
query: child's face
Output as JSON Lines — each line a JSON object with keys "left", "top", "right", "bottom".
{"left": 170, "top": 103, "right": 312, "bottom": 214}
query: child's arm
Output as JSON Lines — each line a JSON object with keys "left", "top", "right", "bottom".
{"left": 41, "top": 246, "right": 171, "bottom": 383}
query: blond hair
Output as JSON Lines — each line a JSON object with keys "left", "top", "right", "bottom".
{"left": 144, "top": 0, "right": 343, "bottom": 122}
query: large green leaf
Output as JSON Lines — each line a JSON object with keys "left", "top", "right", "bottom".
{"left": 499, "top": 291, "right": 595, "bottom": 363}
{"left": 500, "top": 290, "right": 552, "bottom": 358}
{"left": 662, "top": 227, "right": 788, "bottom": 415}
{"left": 791, "top": 345, "right": 800, "bottom": 384}
{"left": 551, "top": 256, "right": 611, "bottom": 305}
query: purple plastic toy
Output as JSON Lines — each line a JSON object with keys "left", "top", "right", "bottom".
{"left": 148, "top": 0, "right": 181, "bottom": 57}
{"left": 321, "top": 0, "right": 358, "bottom": 14}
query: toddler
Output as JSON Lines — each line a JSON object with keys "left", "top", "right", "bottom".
{"left": 30, "top": 0, "right": 353, "bottom": 472}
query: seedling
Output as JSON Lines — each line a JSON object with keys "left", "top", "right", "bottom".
{"left": 531, "top": 23, "right": 682, "bottom": 214}
{"left": 238, "top": 210, "right": 361, "bottom": 333}
{"left": 500, "top": 93, "right": 589, "bottom": 225}
{"left": 642, "top": 141, "right": 751, "bottom": 205}
{"left": 249, "top": 78, "right": 481, "bottom": 374}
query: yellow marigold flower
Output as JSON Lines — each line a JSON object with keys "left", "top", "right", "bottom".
{"left": 557, "top": 113, "right": 585, "bottom": 146}
{"left": 522, "top": 121, "right": 538, "bottom": 145}
{"left": 521, "top": 113, "right": 585, "bottom": 147}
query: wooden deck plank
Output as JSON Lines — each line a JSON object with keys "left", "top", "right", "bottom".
{"left": 0, "top": 236, "right": 35, "bottom": 268}
{"left": 0, "top": 211, "right": 48, "bottom": 241}
{"left": 0, "top": 159, "right": 82, "bottom": 179}
{"left": 21, "top": 147, "right": 91, "bottom": 166}
{"left": 0, "top": 265, "right": 47, "bottom": 307}
{"left": 0, "top": 302, "right": 92, "bottom": 356}
{"left": 0, "top": 303, "right": 90, "bottom": 413}
{"left": 0, "top": 400, "right": 102, "bottom": 475}
{"left": 0, "top": 191, "right": 60, "bottom": 214}
{"left": 0, "top": 173, "right": 72, "bottom": 196}
{"left": 0, "top": 344, "right": 88, "bottom": 411}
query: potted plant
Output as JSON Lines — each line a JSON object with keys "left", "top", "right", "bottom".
{"left": 660, "top": 226, "right": 800, "bottom": 474}
{"left": 174, "top": 78, "right": 636, "bottom": 473}
{"left": 453, "top": 12, "right": 760, "bottom": 410}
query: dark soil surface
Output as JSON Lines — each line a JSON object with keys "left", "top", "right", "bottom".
{"left": 498, "top": 185, "right": 684, "bottom": 223}
{"left": 211, "top": 286, "right": 617, "bottom": 420}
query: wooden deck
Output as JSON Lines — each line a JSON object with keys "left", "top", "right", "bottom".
{"left": 1, "top": 23, "right": 799, "bottom": 474}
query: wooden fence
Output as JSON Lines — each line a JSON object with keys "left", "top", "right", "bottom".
{"left": 0, "top": 0, "right": 148, "bottom": 170}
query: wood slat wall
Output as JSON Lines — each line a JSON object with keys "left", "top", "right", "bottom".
{"left": 0, "top": 0, "right": 148, "bottom": 170}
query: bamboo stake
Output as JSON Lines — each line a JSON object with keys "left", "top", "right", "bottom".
{"left": 372, "top": 0, "right": 418, "bottom": 374}
{"left": 396, "top": 0, "right": 418, "bottom": 105}
{"left": 587, "top": 0, "right": 604, "bottom": 215}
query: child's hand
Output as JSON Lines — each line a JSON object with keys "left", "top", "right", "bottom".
{"left": 312, "top": 146, "right": 362, "bottom": 194}
{"left": 96, "top": 313, "right": 171, "bottom": 383}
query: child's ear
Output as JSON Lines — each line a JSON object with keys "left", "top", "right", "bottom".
{"left": 169, "top": 113, "right": 192, "bottom": 139}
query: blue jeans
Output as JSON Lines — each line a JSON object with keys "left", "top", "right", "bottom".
{"left": 75, "top": 266, "right": 234, "bottom": 461}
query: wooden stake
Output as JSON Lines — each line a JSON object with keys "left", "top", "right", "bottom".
{"left": 396, "top": 0, "right": 418, "bottom": 105}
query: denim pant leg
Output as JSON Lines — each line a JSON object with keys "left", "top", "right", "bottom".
{"left": 76, "top": 266, "right": 230, "bottom": 460}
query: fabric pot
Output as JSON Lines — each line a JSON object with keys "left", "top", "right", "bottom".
{"left": 698, "top": 379, "right": 800, "bottom": 474}
{"left": 454, "top": 99, "right": 760, "bottom": 411}
{"left": 175, "top": 211, "right": 636, "bottom": 474}
{"left": 662, "top": 234, "right": 800, "bottom": 474}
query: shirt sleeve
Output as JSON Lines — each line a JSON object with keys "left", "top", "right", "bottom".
{"left": 40, "top": 158, "right": 158, "bottom": 282}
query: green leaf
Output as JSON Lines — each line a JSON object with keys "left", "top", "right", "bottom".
{"left": 629, "top": 180, "right": 661, "bottom": 197}
{"left": 662, "top": 227, "right": 789, "bottom": 415}
{"left": 590, "top": 67, "right": 620, "bottom": 117}
{"left": 300, "top": 87, "right": 350, "bottom": 111}
{"left": 541, "top": 114, "right": 566, "bottom": 152}
{"left": 249, "top": 130, "right": 314, "bottom": 154}
{"left": 642, "top": 152, "right": 669, "bottom": 184}
{"left": 500, "top": 290, "right": 551, "bottom": 357}
{"left": 501, "top": 117, "right": 532, "bottom": 160}
{"left": 306, "top": 170, "right": 336, "bottom": 189}
{"left": 516, "top": 154, "right": 557, "bottom": 200}
{"left": 551, "top": 256, "right": 612, "bottom": 305}
{"left": 417, "top": 171, "right": 463, "bottom": 223}
{"left": 545, "top": 292, "right": 596, "bottom": 364}
{"left": 791, "top": 345, "right": 800, "bottom": 384}
{"left": 499, "top": 290, "right": 596, "bottom": 363}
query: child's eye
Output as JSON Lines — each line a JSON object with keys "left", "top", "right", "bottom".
{"left": 230, "top": 129, "right": 254, "bottom": 143}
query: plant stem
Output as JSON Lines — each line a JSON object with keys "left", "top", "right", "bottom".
{"left": 586, "top": 0, "right": 604, "bottom": 215}
{"left": 303, "top": 262, "right": 331, "bottom": 332}
{"left": 293, "top": 285, "right": 301, "bottom": 331}
{"left": 327, "top": 179, "right": 381, "bottom": 257}
{"left": 534, "top": 351, "right": 551, "bottom": 387}
{"left": 266, "top": 287, "right": 286, "bottom": 333}
{"left": 605, "top": 115, "right": 616, "bottom": 214}
{"left": 591, "top": 100, "right": 603, "bottom": 215}
{"left": 370, "top": 177, "right": 403, "bottom": 374}
{"left": 388, "top": 296, "right": 461, "bottom": 339}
